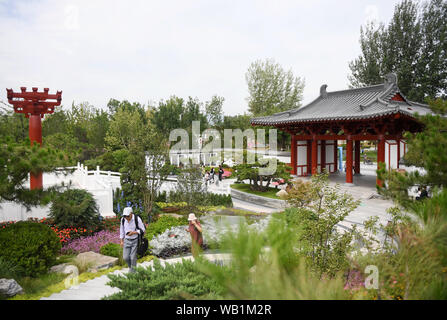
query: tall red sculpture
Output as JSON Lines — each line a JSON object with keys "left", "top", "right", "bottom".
{"left": 6, "top": 87, "right": 62, "bottom": 189}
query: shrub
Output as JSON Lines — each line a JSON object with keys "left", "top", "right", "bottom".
{"left": 49, "top": 188, "right": 101, "bottom": 230}
{"left": 0, "top": 257, "right": 21, "bottom": 279}
{"left": 100, "top": 243, "right": 121, "bottom": 258}
{"left": 104, "top": 258, "right": 225, "bottom": 300}
{"left": 145, "top": 215, "right": 188, "bottom": 242}
{"left": 0, "top": 221, "right": 61, "bottom": 276}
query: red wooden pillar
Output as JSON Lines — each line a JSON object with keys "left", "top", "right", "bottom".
{"left": 354, "top": 140, "right": 361, "bottom": 174}
{"left": 290, "top": 135, "right": 297, "bottom": 175}
{"left": 377, "top": 136, "right": 385, "bottom": 186}
{"left": 321, "top": 140, "right": 326, "bottom": 173}
{"left": 307, "top": 140, "right": 312, "bottom": 175}
{"left": 346, "top": 138, "right": 353, "bottom": 183}
{"left": 334, "top": 140, "right": 338, "bottom": 172}
{"left": 29, "top": 114, "right": 43, "bottom": 189}
{"left": 396, "top": 139, "right": 400, "bottom": 169}
{"left": 311, "top": 137, "right": 318, "bottom": 175}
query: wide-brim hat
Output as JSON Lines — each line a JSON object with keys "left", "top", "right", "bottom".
{"left": 188, "top": 213, "right": 197, "bottom": 221}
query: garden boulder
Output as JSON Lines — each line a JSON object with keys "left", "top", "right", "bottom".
{"left": 0, "top": 278, "right": 24, "bottom": 297}
{"left": 76, "top": 251, "right": 118, "bottom": 272}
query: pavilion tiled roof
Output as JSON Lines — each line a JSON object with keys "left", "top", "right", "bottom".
{"left": 251, "top": 74, "right": 432, "bottom": 126}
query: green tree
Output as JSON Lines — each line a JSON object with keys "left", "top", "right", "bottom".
{"left": 283, "top": 173, "right": 360, "bottom": 278}
{"left": 349, "top": 0, "right": 446, "bottom": 102}
{"left": 0, "top": 136, "right": 70, "bottom": 209}
{"left": 205, "top": 95, "right": 224, "bottom": 128}
{"left": 378, "top": 98, "right": 447, "bottom": 204}
{"left": 246, "top": 58, "right": 305, "bottom": 116}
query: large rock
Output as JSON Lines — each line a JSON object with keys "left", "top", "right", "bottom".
{"left": 76, "top": 251, "right": 119, "bottom": 272}
{"left": 49, "top": 263, "right": 79, "bottom": 275}
{"left": 276, "top": 189, "right": 288, "bottom": 199}
{"left": 0, "top": 279, "right": 24, "bottom": 297}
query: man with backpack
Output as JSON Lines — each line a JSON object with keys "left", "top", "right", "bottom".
{"left": 119, "top": 207, "right": 146, "bottom": 273}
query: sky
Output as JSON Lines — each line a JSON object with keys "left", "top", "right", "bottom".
{"left": 0, "top": 0, "right": 403, "bottom": 116}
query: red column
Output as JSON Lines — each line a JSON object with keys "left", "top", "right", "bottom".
{"left": 354, "top": 140, "right": 361, "bottom": 174}
{"left": 29, "top": 114, "right": 43, "bottom": 189}
{"left": 290, "top": 135, "right": 297, "bottom": 175}
{"left": 396, "top": 139, "right": 400, "bottom": 169}
{"left": 307, "top": 140, "right": 311, "bottom": 175}
{"left": 346, "top": 138, "right": 353, "bottom": 183}
{"left": 311, "top": 138, "right": 318, "bottom": 175}
{"left": 377, "top": 136, "right": 385, "bottom": 186}
{"left": 334, "top": 140, "right": 338, "bottom": 172}
{"left": 321, "top": 140, "right": 326, "bottom": 173}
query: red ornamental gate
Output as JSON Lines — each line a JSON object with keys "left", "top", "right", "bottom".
{"left": 6, "top": 87, "right": 62, "bottom": 189}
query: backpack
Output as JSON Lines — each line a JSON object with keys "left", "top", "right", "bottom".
{"left": 121, "top": 214, "right": 149, "bottom": 258}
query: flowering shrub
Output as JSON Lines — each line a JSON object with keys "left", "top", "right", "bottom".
{"left": 2, "top": 216, "right": 121, "bottom": 245}
{"left": 61, "top": 230, "right": 120, "bottom": 255}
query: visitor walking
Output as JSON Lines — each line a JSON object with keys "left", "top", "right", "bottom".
{"left": 210, "top": 167, "right": 215, "bottom": 183}
{"left": 185, "top": 213, "right": 203, "bottom": 258}
{"left": 119, "top": 207, "right": 146, "bottom": 273}
{"left": 218, "top": 166, "right": 224, "bottom": 182}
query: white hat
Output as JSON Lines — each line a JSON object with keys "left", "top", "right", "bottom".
{"left": 123, "top": 207, "right": 133, "bottom": 216}
{"left": 188, "top": 213, "right": 197, "bottom": 221}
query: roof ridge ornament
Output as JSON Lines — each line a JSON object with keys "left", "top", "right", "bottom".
{"left": 320, "top": 84, "right": 328, "bottom": 98}
{"left": 384, "top": 73, "right": 397, "bottom": 87}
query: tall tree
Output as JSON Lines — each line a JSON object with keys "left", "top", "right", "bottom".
{"left": 349, "top": 0, "right": 447, "bottom": 102}
{"left": 246, "top": 58, "right": 305, "bottom": 116}
{"left": 205, "top": 95, "right": 224, "bottom": 128}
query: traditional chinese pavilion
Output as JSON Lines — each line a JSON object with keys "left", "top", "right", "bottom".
{"left": 250, "top": 73, "right": 432, "bottom": 185}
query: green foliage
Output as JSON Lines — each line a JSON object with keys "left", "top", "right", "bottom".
{"left": 49, "top": 188, "right": 101, "bottom": 229}
{"left": 145, "top": 215, "right": 188, "bottom": 242}
{"left": 100, "top": 243, "right": 121, "bottom": 258}
{"left": 0, "top": 135, "right": 70, "bottom": 209}
{"left": 175, "top": 166, "right": 207, "bottom": 207}
{"left": 168, "top": 190, "right": 233, "bottom": 207}
{"left": 0, "top": 221, "right": 61, "bottom": 277}
{"left": 349, "top": 0, "right": 446, "bottom": 102}
{"left": 283, "top": 173, "right": 360, "bottom": 278}
{"left": 246, "top": 58, "right": 305, "bottom": 116}
{"left": 378, "top": 99, "right": 447, "bottom": 205}
{"left": 233, "top": 158, "right": 290, "bottom": 192}
{"left": 104, "top": 258, "right": 225, "bottom": 300}
{"left": 0, "top": 257, "right": 21, "bottom": 279}
{"left": 197, "top": 219, "right": 348, "bottom": 299}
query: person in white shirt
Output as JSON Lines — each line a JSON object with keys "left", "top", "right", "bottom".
{"left": 119, "top": 207, "right": 146, "bottom": 273}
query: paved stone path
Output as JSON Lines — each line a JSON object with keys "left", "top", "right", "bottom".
{"left": 40, "top": 253, "right": 230, "bottom": 300}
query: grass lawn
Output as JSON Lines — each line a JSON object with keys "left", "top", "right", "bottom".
{"left": 230, "top": 183, "right": 281, "bottom": 199}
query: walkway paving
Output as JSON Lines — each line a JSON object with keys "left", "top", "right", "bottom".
{"left": 40, "top": 253, "right": 230, "bottom": 300}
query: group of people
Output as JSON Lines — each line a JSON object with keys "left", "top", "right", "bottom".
{"left": 119, "top": 207, "right": 203, "bottom": 273}
{"left": 204, "top": 165, "right": 224, "bottom": 186}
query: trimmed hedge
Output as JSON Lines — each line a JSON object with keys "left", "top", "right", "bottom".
{"left": 0, "top": 221, "right": 61, "bottom": 276}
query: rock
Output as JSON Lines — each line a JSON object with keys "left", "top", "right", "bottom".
{"left": 76, "top": 251, "right": 119, "bottom": 271}
{"left": 0, "top": 278, "right": 24, "bottom": 297}
{"left": 49, "top": 263, "right": 79, "bottom": 275}
{"left": 149, "top": 215, "right": 273, "bottom": 259}
{"left": 276, "top": 189, "right": 288, "bottom": 199}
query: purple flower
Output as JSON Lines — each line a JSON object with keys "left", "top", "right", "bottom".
{"left": 61, "top": 230, "right": 120, "bottom": 254}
